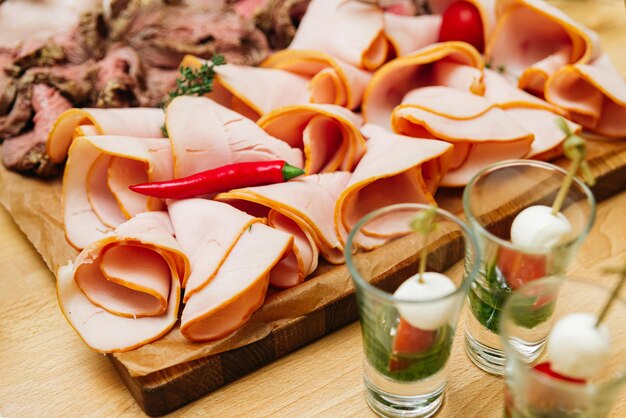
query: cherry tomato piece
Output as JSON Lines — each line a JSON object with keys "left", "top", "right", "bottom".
{"left": 438, "top": 1, "right": 485, "bottom": 53}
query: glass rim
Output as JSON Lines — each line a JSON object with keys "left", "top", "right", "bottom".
{"left": 345, "top": 203, "right": 481, "bottom": 304}
{"left": 502, "top": 275, "right": 626, "bottom": 388}
{"left": 462, "top": 159, "right": 597, "bottom": 255}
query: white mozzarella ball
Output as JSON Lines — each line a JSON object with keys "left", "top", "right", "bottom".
{"left": 394, "top": 272, "right": 457, "bottom": 331}
{"left": 547, "top": 312, "right": 611, "bottom": 380}
{"left": 510, "top": 205, "right": 572, "bottom": 249}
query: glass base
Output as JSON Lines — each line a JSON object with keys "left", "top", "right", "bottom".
{"left": 364, "top": 378, "right": 444, "bottom": 418}
{"left": 465, "top": 329, "right": 506, "bottom": 376}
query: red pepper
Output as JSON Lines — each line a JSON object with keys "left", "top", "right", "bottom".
{"left": 129, "top": 160, "right": 304, "bottom": 199}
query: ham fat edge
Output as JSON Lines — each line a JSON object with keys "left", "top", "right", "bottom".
{"left": 57, "top": 211, "right": 189, "bottom": 353}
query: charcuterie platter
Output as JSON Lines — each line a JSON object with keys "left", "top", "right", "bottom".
{"left": 1, "top": 0, "right": 625, "bottom": 416}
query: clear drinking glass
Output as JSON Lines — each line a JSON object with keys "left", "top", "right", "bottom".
{"left": 501, "top": 276, "right": 626, "bottom": 418}
{"left": 463, "top": 160, "right": 596, "bottom": 375}
{"left": 346, "top": 203, "right": 480, "bottom": 418}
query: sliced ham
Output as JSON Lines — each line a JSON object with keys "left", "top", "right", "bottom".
{"left": 181, "top": 223, "right": 291, "bottom": 341}
{"left": 289, "top": 0, "right": 387, "bottom": 70}
{"left": 363, "top": 42, "right": 484, "bottom": 129}
{"left": 257, "top": 104, "right": 365, "bottom": 174}
{"left": 216, "top": 172, "right": 352, "bottom": 287}
{"left": 261, "top": 49, "right": 372, "bottom": 110}
{"left": 63, "top": 135, "right": 173, "bottom": 249}
{"left": 335, "top": 124, "right": 453, "bottom": 249}
{"left": 485, "top": 0, "right": 600, "bottom": 94}
{"left": 180, "top": 55, "right": 310, "bottom": 122}
{"left": 46, "top": 107, "right": 165, "bottom": 163}
{"left": 383, "top": 13, "right": 442, "bottom": 57}
{"left": 57, "top": 211, "right": 189, "bottom": 353}
{"left": 545, "top": 54, "right": 626, "bottom": 138}
{"left": 391, "top": 86, "right": 534, "bottom": 186}
{"left": 165, "top": 96, "right": 303, "bottom": 178}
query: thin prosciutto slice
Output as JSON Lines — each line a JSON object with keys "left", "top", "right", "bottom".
{"left": 261, "top": 50, "right": 372, "bottom": 110}
{"left": 63, "top": 135, "right": 173, "bottom": 249}
{"left": 46, "top": 107, "right": 165, "bottom": 163}
{"left": 257, "top": 104, "right": 365, "bottom": 174}
{"left": 172, "top": 200, "right": 293, "bottom": 342}
{"left": 391, "top": 86, "right": 534, "bottom": 187}
{"left": 483, "top": 68, "right": 580, "bottom": 159}
{"left": 363, "top": 42, "right": 484, "bottom": 128}
{"left": 180, "top": 55, "right": 310, "bottom": 122}
{"left": 216, "top": 172, "right": 352, "bottom": 287}
{"left": 57, "top": 211, "right": 189, "bottom": 353}
{"left": 335, "top": 124, "right": 453, "bottom": 250}
{"left": 165, "top": 96, "right": 303, "bottom": 178}
{"left": 545, "top": 54, "right": 626, "bottom": 138}
{"left": 485, "top": 0, "right": 600, "bottom": 95}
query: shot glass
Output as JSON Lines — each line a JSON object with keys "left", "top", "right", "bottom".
{"left": 463, "top": 160, "right": 595, "bottom": 375}
{"left": 501, "top": 276, "right": 626, "bottom": 418}
{"left": 346, "top": 203, "right": 480, "bottom": 418}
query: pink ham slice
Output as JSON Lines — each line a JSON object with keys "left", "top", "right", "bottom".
{"left": 46, "top": 108, "right": 165, "bottom": 164}
{"left": 261, "top": 50, "right": 372, "bottom": 111}
{"left": 63, "top": 135, "right": 173, "bottom": 249}
{"left": 257, "top": 104, "right": 365, "bottom": 174}
{"left": 216, "top": 172, "right": 352, "bottom": 287}
{"left": 391, "top": 86, "right": 534, "bottom": 187}
{"left": 57, "top": 211, "right": 189, "bottom": 353}
{"left": 545, "top": 54, "right": 626, "bottom": 138}
{"left": 176, "top": 204, "right": 293, "bottom": 342}
{"left": 363, "top": 42, "right": 484, "bottom": 129}
{"left": 289, "top": 0, "right": 387, "bottom": 71}
{"left": 483, "top": 68, "right": 579, "bottom": 159}
{"left": 383, "top": 13, "right": 442, "bottom": 57}
{"left": 167, "top": 199, "right": 262, "bottom": 301}
{"left": 165, "top": 96, "right": 303, "bottom": 178}
{"left": 335, "top": 124, "right": 453, "bottom": 250}
{"left": 485, "top": 0, "right": 600, "bottom": 95}
{"left": 179, "top": 55, "right": 311, "bottom": 122}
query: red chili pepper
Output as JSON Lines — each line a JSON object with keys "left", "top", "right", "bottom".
{"left": 438, "top": 1, "right": 485, "bottom": 53}
{"left": 129, "top": 160, "right": 304, "bottom": 199}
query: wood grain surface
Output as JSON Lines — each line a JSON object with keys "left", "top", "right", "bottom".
{"left": 1, "top": 1, "right": 625, "bottom": 417}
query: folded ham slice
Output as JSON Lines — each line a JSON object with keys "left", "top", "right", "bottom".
{"left": 261, "top": 50, "right": 372, "bottom": 110}
{"left": 545, "top": 54, "right": 626, "bottom": 138}
{"left": 217, "top": 172, "right": 351, "bottom": 287}
{"left": 289, "top": 0, "right": 387, "bottom": 71}
{"left": 180, "top": 55, "right": 310, "bottom": 122}
{"left": 485, "top": 0, "right": 600, "bottom": 95}
{"left": 172, "top": 200, "right": 293, "bottom": 342}
{"left": 57, "top": 211, "right": 189, "bottom": 353}
{"left": 46, "top": 108, "right": 165, "bottom": 164}
{"left": 63, "top": 135, "right": 173, "bottom": 249}
{"left": 165, "top": 96, "right": 303, "bottom": 178}
{"left": 257, "top": 104, "right": 365, "bottom": 174}
{"left": 383, "top": 13, "right": 442, "bottom": 57}
{"left": 335, "top": 124, "right": 453, "bottom": 250}
{"left": 391, "top": 86, "right": 534, "bottom": 186}
{"left": 363, "top": 42, "right": 484, "bottom": 128}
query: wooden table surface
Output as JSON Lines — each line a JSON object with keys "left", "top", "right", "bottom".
{"left": 1, "top": 2, "right": 625, "bottom": 417}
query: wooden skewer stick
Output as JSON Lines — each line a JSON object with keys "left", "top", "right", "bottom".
{"left": 410, "top": 205, "right": 438, "bottom": 284}
{"left": 551, "top": 118, "right": 596, "bottom": 216}
{"left": 595, "top": 260, "right": 626, "bottom": 327}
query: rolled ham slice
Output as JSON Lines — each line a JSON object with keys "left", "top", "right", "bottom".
{"left": 289, "top": 0, "right": 387, "bottom": 71}
{"left": 545, "top": 54, "right": 626, "bottom": 138}
{"left": 63, "top": 135, "right": 173, "bottom": 249}
{"left": 174, "top": 200, "right": 293, "bottom": 342}
{"left": 391, "top": 86, "right": 534, "bottom": 186}
{"left": 179, "top": 55, "right": 310, "bottom": 122}
{"left": 485, "top": 0, "right": 600, "bottom": 94}
{"left": 383, "top": 13, "right": 442, "bottom": 57}
{"left": 46, "top": 108, "right": 165, "bottom": 163}
{"left": 257, "top": 104, "right": 365, "bottom": 174}
{"left": 165, "top": 96, "right": 303, "bottom": 178}
{"left": 57, "top": 211, "right": 189, "bottom": 353}
{"left": 217, "top": 172, "right": 352, "bottom": 287}
{"left": 261, "top": 50, "right": 372, "bottom": 110}
{"left": 335, "top": 124, "right": 453, "bottom": 250}
{"left": 363, "top": 42, "right": 484, "bottom": 129}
